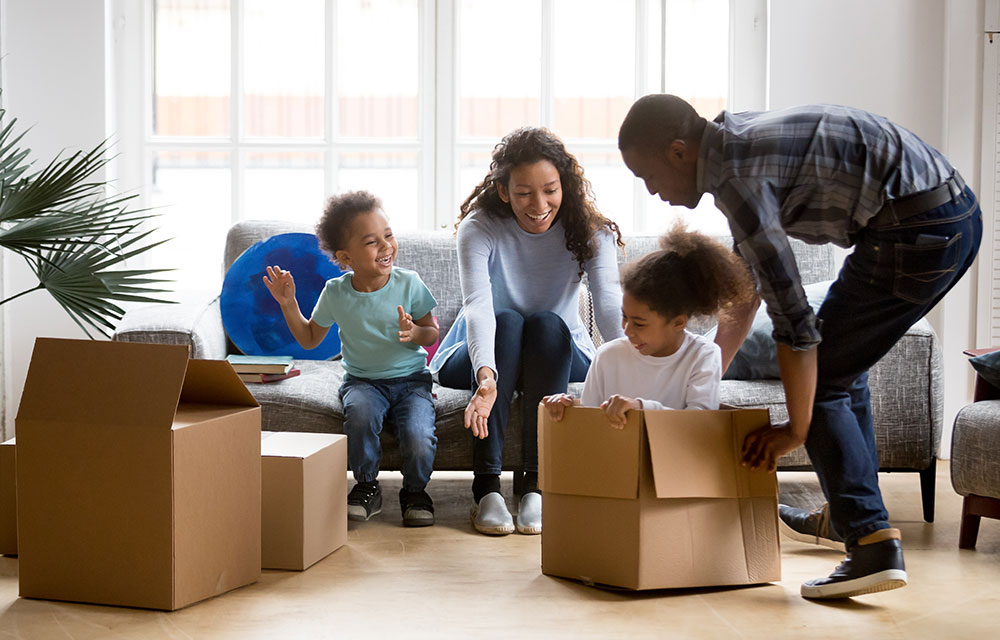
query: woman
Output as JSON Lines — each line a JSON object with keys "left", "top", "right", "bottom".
{"left": 431, "top": 127, "right": 625, "bottom": 536}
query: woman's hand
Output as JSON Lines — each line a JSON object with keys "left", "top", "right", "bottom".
{"left": 465, "top": 369, "right": 497, "bottom": 439}
{"left": 741, "top": 421, "right": 806, "bottom": 472}
{"left": 541, "top": 393, "right": 575, "bottom": 421}
{"left": 262, "top": 265, "right": 296, "bottom": 306}
{"left": 599, "top": 394, "right": 640, "bottom": 430}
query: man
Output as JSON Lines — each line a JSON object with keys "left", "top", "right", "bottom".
{"left": 618, "top": 94, "right": 981, "bottom": 599}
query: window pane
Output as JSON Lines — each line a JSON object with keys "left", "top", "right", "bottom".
{"left": 337, "top": 0, "right": 419, "bottom": 137}
{"left": 337, "top": 152, "right": 419, "bottom": 231}
{"left": 244, "top": 0, "right": 325, "bottom": 138}
{"left": 552, "top": 0, "right": 635, "bottom": 139}
{"left": 456, "top": 150, "right": 493, "bottom": 221}
{"left": 154, "top": 0, "right": 231, "bottom": 137}
{"left": 244, "top": 152, "right": 325, "bottom": 223}
{"left": 458, "top": 1, "right": 540, "bottom": 138}
{"left": 664, "top": 0, "right": 729, "bottom": 117}
{"left": 150, "top": 151, "right": 232, "bottom": 292}
{"left": 578, "top": 151, "right": 635, "bottom": 234}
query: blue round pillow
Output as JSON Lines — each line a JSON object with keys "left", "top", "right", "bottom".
{"left": 221, "top": 232, "right": 343, "bottom": 360}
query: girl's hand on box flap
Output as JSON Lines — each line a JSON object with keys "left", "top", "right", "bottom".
{"left": 600, "top": 394, "right": 640, "bottom": 430}
{"left": 542, "top": 393, "right": 575, "bottom": 421}
{"left": 262, "top": 265, "right": 296, "bottom": 306}
{"left": 741, "top": 421, "right": 805, "bottom": 472}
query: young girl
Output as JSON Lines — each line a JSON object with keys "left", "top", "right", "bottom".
{"left": 544, "top": 225, "right": 755, "bottom": 427}
{"left": 263, "top": 191, "right": 440, "bottom": 527}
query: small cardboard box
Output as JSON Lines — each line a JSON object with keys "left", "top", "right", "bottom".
{"left": 261, "top": 431, "right": 347, "bottom": 571}
{"left": 15, "top": 338, "right": 262, "bottom": 610}
{"left": 539, "top": 406, "right": 780, "bottom": 590}
{"left": 0, "top": 438, "right": 16, "bottom": 556}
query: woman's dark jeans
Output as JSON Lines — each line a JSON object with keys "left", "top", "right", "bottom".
{"left": 438, "top": 309, "right": 590, "bottom": 477}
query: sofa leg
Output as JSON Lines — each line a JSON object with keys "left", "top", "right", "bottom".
{"left": 959, "top": 494, "right": 1000, "bottom": 550}
{"left": 512, "top": 468, "right": 525, "bottom": 496}
{"left": 919, "top": 460, "right": 936, "bottom": 523}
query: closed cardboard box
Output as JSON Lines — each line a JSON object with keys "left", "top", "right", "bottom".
{"left": 539, "top": 406, "right": 780, "bottom": 590}
{"left": 261, "top": 431, "right": 347, "bottom": 570}
{"left": 15, "top": 338, "right": 262, "bottom": 610}
{"left": 0, "top": 438, "right": 15, "bottom": 555}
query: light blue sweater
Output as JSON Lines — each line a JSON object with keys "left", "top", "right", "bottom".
{"left": 430, "top": 209, "right": 624, "bottom": 377}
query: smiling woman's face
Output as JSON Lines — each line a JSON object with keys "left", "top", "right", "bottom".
{"left": 497, "top": 159, "right": 563, "bottom": 234}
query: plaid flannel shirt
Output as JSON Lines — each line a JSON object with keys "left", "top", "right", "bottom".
{"left": 697, "top": 105, "right": 954, "bottom": 350}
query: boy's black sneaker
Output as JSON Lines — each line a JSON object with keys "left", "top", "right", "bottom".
{"left": 778, "top": 503, "right": 846, "bottom": 552}
{"left": 347, "top": 481, "right": 382, "bottom": 521}
{"left": 399, "top": 488, "right": 435, "bottom": 527}
{"left": 801, "top": 528, "right": 908, "bottom": 599}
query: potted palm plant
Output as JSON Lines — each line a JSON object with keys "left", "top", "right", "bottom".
{"left": 0, "top": 101, "right": 172, "bottom": 338}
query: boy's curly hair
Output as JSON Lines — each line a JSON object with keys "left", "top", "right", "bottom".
{"left": 315, "top": 190, "right": 383, "bottom": 257}
{"left": 622, "top": 222, "right": 756, "bottom": 320}
{"left": 457, "top": 126, "right": 624, "bottom": 276}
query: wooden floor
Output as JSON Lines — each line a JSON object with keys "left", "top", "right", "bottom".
{"left": 1, "top": 462, "right": 999, "bottom": 639}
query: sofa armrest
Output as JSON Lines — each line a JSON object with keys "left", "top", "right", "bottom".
{"left": 112, "top": 296, "right": 228, "bottom": 360}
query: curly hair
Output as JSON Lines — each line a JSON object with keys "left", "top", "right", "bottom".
{"left": 621, "top": 223, "right": 756, "bottom": 321}
{"left": 315, "top": 190, "right": 384, "bottom": 257}
{"left": 457, "top": 127, "right": 624, "bottom": 276}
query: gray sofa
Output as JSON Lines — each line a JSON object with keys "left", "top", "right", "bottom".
{"left": 113, "top": 220, "right": 943, "bottom": 519}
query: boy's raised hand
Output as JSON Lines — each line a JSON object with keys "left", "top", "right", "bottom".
{"left": 541, "top": 393, "right": 575, "bottom": 421}
{"left": 262, "top": 265, "right": 296, "bottom": 306}
{"left": 397, "top": 305, "right": 414, "bottom": 342}
{"left": 599, "top": 394, "right": 641, "bottom": 430}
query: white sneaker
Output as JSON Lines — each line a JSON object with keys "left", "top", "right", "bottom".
{"left": 516, "top": 492, "right": 542, "bottom": 535}
{"left": 470, "top": 492, "right": 515, "bottom": 535}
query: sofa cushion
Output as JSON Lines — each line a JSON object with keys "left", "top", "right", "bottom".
{"left": 951, "top": 400, "right": 1000, "bottom": 500}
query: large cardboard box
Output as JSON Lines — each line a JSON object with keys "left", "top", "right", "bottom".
{"left": 0, "top": 438, "right": 15, "bottom": 556}
{"left": 261, "top": 431, "right": 347, "bottom": 570}
{"left": 15, "top": 338, "right": 262, "bottom": 610}
{"left": 539, "top": 406, "right": 780, "bottom": 590}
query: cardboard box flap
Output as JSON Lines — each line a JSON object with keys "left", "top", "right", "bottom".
{"left": 17, "top": 338, "right": 188, "bottom": 428}
{"left": 644, "top": 409, "right": 774, "bottom": 499}
{"left": 180, "top": 359, "right": 259, "bottom": 408}
{"left": 260, "top": 431, "right": 343, "bottom": 459}
{"left": 539, "top": 406, "right": 641, "bottom": 499}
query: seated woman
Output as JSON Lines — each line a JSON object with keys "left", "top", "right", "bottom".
{"left": 431, "top": 127, "right": 624, "bottom": 536}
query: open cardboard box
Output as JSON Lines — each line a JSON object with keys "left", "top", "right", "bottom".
{"left": 15, "top": 338, "right": 262, "bottom": 610}
{"left": 539, "top": 406, "right": 780, "bottom": 590}
{"left": 261, "top": 431, "right": 347, "bottom": 571}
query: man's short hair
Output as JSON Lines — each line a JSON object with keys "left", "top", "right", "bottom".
{"left": 618, "top": 94, "right": 706, "bottom": 153}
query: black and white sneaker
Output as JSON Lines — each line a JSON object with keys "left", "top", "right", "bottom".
{"left": 778, "top": 503, "right": 846, "bottom": 552}
{"left": 399, "top": 488, "right": 435, "bottom": 527}
{"left": 347, "top": 481, "right": 382, "bottom": 521}
{"left": 801, "top": 528, "right": 908, "bottom": 599}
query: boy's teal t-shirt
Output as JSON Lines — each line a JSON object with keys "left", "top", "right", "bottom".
{"left": 311, "top": 267, "right": 437, "bottom": 379}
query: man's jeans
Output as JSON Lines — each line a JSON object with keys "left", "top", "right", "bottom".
{"left": 437, "top": 309, "right": 590, "bottom": 476}
{"left": 339, "top": 371, "right": 436, "bottom": 492}
{"left": 809, "top": 185, "right": 982, "bottom": 548}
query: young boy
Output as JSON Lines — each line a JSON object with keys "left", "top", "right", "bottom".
{"left": 263, "top": 191, "right": 439, "bottom": 527}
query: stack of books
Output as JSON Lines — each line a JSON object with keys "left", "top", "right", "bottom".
{"left": 226, "top": 355, "right": 300, "bottom": 384}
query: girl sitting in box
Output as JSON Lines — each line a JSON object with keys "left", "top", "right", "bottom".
{"left": 543, "top": 225, "right": 756, "bottom": 428}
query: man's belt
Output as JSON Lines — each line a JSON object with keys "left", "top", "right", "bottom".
{"left": 874, "top": 172, "right": 966, "bottom": 226}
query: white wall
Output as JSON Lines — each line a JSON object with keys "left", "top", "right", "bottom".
{"left": 1, "top": 0, "right": 107, "bottom": 437}
{"left": 770, "top": 0, "right": 984, "bottom": 458}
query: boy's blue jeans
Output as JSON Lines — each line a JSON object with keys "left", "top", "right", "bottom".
{"left": 339, "top": 371, "right": 436, "bottom": 492}
{"left": 810, "top": 184, "right": 981, "bottom": 548}
{"left": 438, "top": 309, "right": 590, "bottom": 477}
